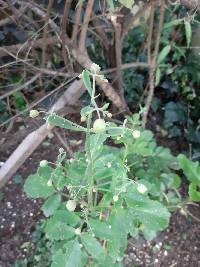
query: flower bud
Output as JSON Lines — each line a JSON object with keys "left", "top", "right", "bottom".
{"left": 29, "top": 110, "right": 39, "bottom": 118}
{"left": 66, "top": 200, "right": 76, "bottom": 212}
{"left": 93, "top": 119, "right": 106, "bottom": 133}
{"left": 90, "top": 63, "right": 101, "bottom": 73}
{"left": 113, "top": 195, "right": 119, "bottom": 202}
{"left": 39, "top": 160, "right": 48, "bottom": 167}
{"left": 132, "top": 130, "right": 141, "bottom": 139}
{"left": 137, "top": 183, "right": 147, "bottom": 194}
{"left": 81, "top": 115, "right": 87, "bottom": 122}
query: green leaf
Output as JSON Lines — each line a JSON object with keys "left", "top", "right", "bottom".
{"left": 155, "top": 68, "right": 161, "bottom": 86}
{"left": 189, "top": 183, "right": 200, "bottom": 202}
{"left": 80, "top": 106, "right": 94, "bottom": 117}
{"left": 185, "top": 21, "right": 192, "bottom": 48}
{"left": 178, "top": 154, "right": 200, "bottom": 184}
{"left": 45, "top": 217, "right": 75, "bottom": 240}
{"left": 119, "top": 0, "right": 134, "bottom": 9}
{"left": 51, "top": 240, "right": 82, "bottom": 267}
{"left": 82, "top": 70, "right": 92, "bottom": 96}
{"left": 163, "top": 19, "right": 183, "bottom": 30}
{"left": 81, "top": 233, "right": 104, "bottom": 259}
{"left": 106, "top": 0, "right": 114, "bottom": 11}
{"left": 125, "top": 188, "right": 170, "bottom": 232}
{"left": 53, "top": 210, "right": 80, "bottom": 226}
{"left": 47, "top": 114, "right": 86, "bottom": 132}
{"left": 42, "top": 194, "right": 61, "bottom": 217}
{"left": 24, "top": 173, "right": 54, "bottom": 198}
{"left": 89, "top": 219, "right": 112, "bottom": 240}
{"left": 157, "top": 45, "right": 171, "bottom": 64}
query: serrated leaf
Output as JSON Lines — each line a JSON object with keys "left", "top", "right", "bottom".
{"left": 188, "top": 183, "right": 200, "bottom": 202}
{"left": 89, "top": 219, "right": 112, "bottom": 240}
{"left": 81, "top": 233, "right": 104, "bottom": 259}
{"left": 45, "top": 217, "right": 75, "bottom": 240}
{"left": 125, "top": 188, "right": 170, "bottom": 232}
{"left": 47, "top": 114, "right": 86, "bottom": 132}
{"left": 24, "top": 173, "right": 54, "bottom": 198}
{"left": 157, "top": 45, "right": 171, "bottom": 64}
{"left": 82, "top": 70, "right": 92, "bottom": 96}
{"left": 42, "top": 194, "right": 61, "bottom": 217}
{"left": 185, "top": 21, "right": 192, "bottom": 48}
{"left": 51, "top": 240, "right": 82, "bottom": 267}
{"left": 178, "top": 154, "right": 200, "bottom": 184}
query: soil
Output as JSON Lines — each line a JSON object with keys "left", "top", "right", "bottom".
{"left": 0, "top": 120, "right": 200, "bottom": 267}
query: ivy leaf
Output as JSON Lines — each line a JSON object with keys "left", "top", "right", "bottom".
{"left": 51, "top": 240, "right": 82, "bottom": 267}
{"left": 42, "top": 194, "right": 61, "bottom": 217}
{"left": 81, "top": 233, "right": 105, "bottom": 259}
{"left": 185, "top": 21, "right": 192, "bottom": 48}
{"left": 178, "top": 154, "right": 200, "bottom": 184}
{"left": 82, "top": 70, "right": 92, "bottom": 96}
{"left": 24, "top": 173, "right": 54, "bottom": 198}
{"left": 157, "top": 45, "right": 171, "bottom": 65}
{"left": 189, "top": 183, "right": 200, "bottom": 202}
{"left": 47, "top": 114, "right": 86, "bottom": 132}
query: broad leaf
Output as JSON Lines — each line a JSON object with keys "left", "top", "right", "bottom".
{"left": 24, "top": 173, "right": 54, "bottom": 198}
{"left": 125, "top": 188, "right": 170, "bottom": 232}
{"left": 42, "top": 194, "right": 61, "bottom": 217}
{"left": 178, "top": 154, "right": 200, "bottom": 184}
{"left": 89, "top": 219, "right": 112, "bottom": 240}
{"left": 188, "top": 183, "right": 200, "bottom": 202}
{"left": 51, "top": 240, "right": 82, "bottom": 267}
{"left": 81, "top": 233, "right": 104, "bottom": 259}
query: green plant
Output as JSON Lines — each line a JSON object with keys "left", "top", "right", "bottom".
{"left": 24, "top": 64, "right": 198, "bottom": 267}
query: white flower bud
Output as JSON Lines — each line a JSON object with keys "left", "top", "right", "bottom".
{"left": 132, "top": 130, "right": 141, "bottom": 139}
{"left": 137, "top": 183, "right": 147, "bottom": 194}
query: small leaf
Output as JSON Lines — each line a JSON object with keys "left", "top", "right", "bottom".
{"left": 155, "top": 68, "right": 161, "bottom": 86}
{"left": 119, "top": 0, "right": 134, "bottom": 9}
{"left": 185, "top": 21, "right": 192, "bottom": 48}
{"left": 42, "top": 194, "right": 61, "bottom": 217}
{"left": 189, "top": 183, "right": 200, "bottom": 202}
{"left": 47, "top": 114, "right": 86, "bottom": 132}
{"left": 89, "top": 219, "right": 112, "bottom": 240}
{"left": 157, "top": 45, "right": 171, "bottom": 64}
{"left": 24, "top": 174, "right": 54, "bottom": 198}
{"left": 82, "top": 70, "right": 92, "bottom": 96}
{"left": 163, "top": 19, "right": 183, "bottom": 30}
{"left": 81, "top": 233, "right": 104, "bottom": 259}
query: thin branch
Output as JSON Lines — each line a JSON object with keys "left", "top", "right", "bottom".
{"left": 71, "top": 1, "right": 83, "bottom": 46}
{"left": 0, "top": 73, "right": 41, "bottom": 100}
{"left": 79, "top": 0, "right": 95, "bottom": 52}
{"left": 42, "top": 0, "right": 54, "bottom": 67}
{"left": 143, "top": 0, "right": 165, "bottom": 127}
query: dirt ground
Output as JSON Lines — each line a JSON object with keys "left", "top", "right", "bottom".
{"left": 0, "top": 123, "right": 200, "bottom": 267}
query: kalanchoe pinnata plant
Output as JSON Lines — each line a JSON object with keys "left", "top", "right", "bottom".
{"left": 24, "top": 64, "right": 200, "bottom": 267}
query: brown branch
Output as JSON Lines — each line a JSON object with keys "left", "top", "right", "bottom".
{"left": 0, "top": 80, "right": 85, "bottom": 188}
{"left": 61, "top": 0, "right": 72, "bottom": 68}
{"left": 111, "top": 14, "right": 126, "bottom": 107}
{"left": 147, "top": 2, "right": 156, "bottom": 65}
{"left": 41, "top": 0, "right": 54, "bottom": 67}
{"left": 79, "top": 0, "right": 95, "bottom": 52}
{"left": 142, "top": 0, "right": 165, "bottom": 127}
{"left": 71, "top": 1, "right": 83, "bottom": 46}
{"left": 92, "top": 17, "right": 110, "bottom": 51}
